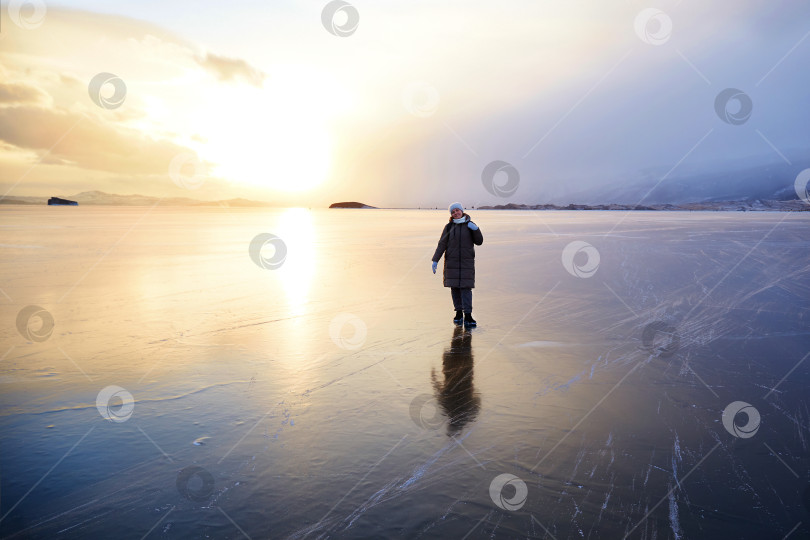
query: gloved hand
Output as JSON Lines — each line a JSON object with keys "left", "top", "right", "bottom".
{"left": 432, "top": 261, "right": 438, "bottom": 274}
{"left": 467, "top": 221, "right": 479, "bottom": 231}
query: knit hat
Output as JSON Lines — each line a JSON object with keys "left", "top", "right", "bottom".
{"left": 448, "top": 202, "right": 464, "bottom": 214}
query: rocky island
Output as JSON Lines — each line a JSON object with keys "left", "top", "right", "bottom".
{"left": 329, "top": 201, "right": 378, "bottom": 209}
{"left": 47, "top": 197, "right": 78, "bottom": 206}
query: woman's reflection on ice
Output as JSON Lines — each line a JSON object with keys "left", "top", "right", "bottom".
{"left": 431, "top": 326, "right": 481, "bottom": 436}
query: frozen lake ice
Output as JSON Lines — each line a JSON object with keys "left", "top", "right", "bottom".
{"left": 1, "top": 207, "right": 809, "bottom": 539}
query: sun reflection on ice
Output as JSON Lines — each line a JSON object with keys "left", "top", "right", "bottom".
{"left": 274, "top": 208, "right": 316, "bottom": 318}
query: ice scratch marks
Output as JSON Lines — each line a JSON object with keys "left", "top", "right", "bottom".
{"left": 219, "top": 397, "right": 300, "bottom": 464}
{"left": 672, "top": 431, "right": 682, "bottom": 489}
{"left": 515, "top": 341, "right": 569, "bottom": 348}
{"left": 762, "top": 442, "right": 799, "bottom": 479}
{"left": 795, "top": 402, "right": 810, "bottom": 451}
{"left": 598, "top": 475, "right": 614, "bottom": 519}
{"left": 536, "top": 373, "right": 582, "bottom": 398}
{"left": 767, "top": 395, "right": 810, "bottom": 449}
{"left": 489, "top": 510, "right": 505, "bottom": 538}
{"left": 624, "top": 441, "right": 721, "bottom": 539}
{"left": 644, "top": 448, "right": 656, "bottom": 488}
{"left": 459, "top": 510, "right": 492, "bottom": 540}
{"left": 668, "top": 484, "right": 682, "bottom": 540}
{"left": 299, "top": 431, "right": 493, "bottom": 539}
{"left": 763, "top": 350, "right": 810, "bottom": 399}
{"left": 263, "top": 401, "right": 295, "bottom": 441}
{"left": 528, "top": 514, "right": 562, "bottom": 540}
{"left": 303, "top": 435, "right": 407, "bottom": 539}
{"left": 412, "top": 500, "right": 458, "bottom": 539}
{"left": 535, "top": 355, "right": 607, "bottom": 402}
{"left": 571, "top": 498, "right": 582, "bottom": 520}
{"left": 401, "top": 439, "right": 455, "bottom": 491}
{"left": 588, "top": 435, "right": 616, "bottom": 481}
{"left": 568, "top": 446, "right": 584, "bottom": 484}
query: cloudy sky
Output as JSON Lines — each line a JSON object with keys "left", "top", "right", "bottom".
{"left": 1, "top": 0, "right": 808, "bottom": 207}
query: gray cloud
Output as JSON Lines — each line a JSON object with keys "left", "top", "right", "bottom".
{"left": 196, "top": 52, "right": 266, "bottom": 87}
{"left": 344, "top": 1, "right": 810, "bottom": 207}
{"left": 0, "top": 105, "right": 196, "bottom": 175}
{"left": 0, "top": 82, "right": 49, "bottom": 105}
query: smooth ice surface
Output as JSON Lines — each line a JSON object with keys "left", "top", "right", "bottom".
{"left": 1, "top": 207, "right": 809, "bottom": 539}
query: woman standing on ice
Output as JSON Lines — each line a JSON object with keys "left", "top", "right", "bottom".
{"left": 431, "top": 202, "right": 484, "bottom": 327}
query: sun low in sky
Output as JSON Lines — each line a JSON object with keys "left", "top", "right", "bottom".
{"left": 0, "top": 6, "right": 358, "bottom": 206}
{"left": 1, "top": 2, "right": 808, "bottom": 207}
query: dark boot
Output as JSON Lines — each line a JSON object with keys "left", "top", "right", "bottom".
{"left": 463, "top": 312, "right": 477, "bottom": 327}
{"left": 453, "top": 310, "right": 463, "bottom": 324}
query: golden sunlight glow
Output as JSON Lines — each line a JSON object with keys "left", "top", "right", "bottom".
{"left": 260, "top": 208, "right": 324, "bottom": 388}
{"left": 274, "top": 207, "right": 316, "bottom": 317}
{"left": 195, "top": 68, "right": 342, "bottom": 193}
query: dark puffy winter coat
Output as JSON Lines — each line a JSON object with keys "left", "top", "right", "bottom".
{"left": 432, "top": 213, "right": 484, "bottom": 288}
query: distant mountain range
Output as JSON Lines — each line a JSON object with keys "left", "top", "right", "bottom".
{"left": 479, "top": 200, "right": 807, "bottom": 211}
{"left": 3, "top": 155, "right": 810, "bottom": 212}
{"left": 0, "top": 190, "right": 276, "bottom": 207}
{"left": 562, "top": 157, "right": 810, "bottom": 206}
